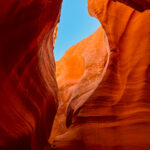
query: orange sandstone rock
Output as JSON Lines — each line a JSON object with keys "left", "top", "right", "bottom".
{"left": 51, "top": 26, "right": 109, "bottom": 148}
{"left": 113, "top": 0, "right": 150, "bottom": 11}
{"left": 0, "top": 0, "right": 62, "bottom": 150}
{"left": 50, "top": 27, "right": 108, "bottom": 142}
{"left": 52, "top": 0, "right": 150, "bottom": 149}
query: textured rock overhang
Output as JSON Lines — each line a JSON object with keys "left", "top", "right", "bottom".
{"left": 113, "top": 0, "right": 150, "bottom": 11}
{"left": 0, "top": 0, "right": 62, "bottom": 150}
{"left": 1, "top": 0, "right": 150, "bottom": 150}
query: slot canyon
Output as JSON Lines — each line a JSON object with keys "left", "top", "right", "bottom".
{"left": 0, "top": 0, "right": 150, "bottom": 150}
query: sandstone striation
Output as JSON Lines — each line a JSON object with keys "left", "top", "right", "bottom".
{"left": 52, "top": 0, "right": 150, "bottom": 149}
{"left": 113, "top": 0, "right": 150, "bottom": 11}
{"left": 0, "top": 0, "right": 62, "bottom": 150}
{"left": 50, "top": 27, "right": 108, "bottom": 143}
{"left": 1, "top": 0, "right": 150, "bottom": 150}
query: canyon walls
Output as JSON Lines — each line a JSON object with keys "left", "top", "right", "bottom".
{"left": 1, "top": 0, "right": 150, "bottom": 150}
{"left": 0, "top": 0, "right": 62, "bottom": 150}
{"left": 50, "top": 27, "right": 108, "bottom": 143}
{"left": 52, "top": 0, "right": 150, "bottom": 150}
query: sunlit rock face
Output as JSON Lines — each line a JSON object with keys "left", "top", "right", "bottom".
{"left": 50, "top": 27, "right": 108, "bottom": 143}
{"left": 52, "top": 0, "right": 150, "bottom": 149}
{"left": 1, "top": 0, "right": 150, "bottom": 149}
{"left": 0, "top": 0, "right": 62, "bottom": 150}
{"left": 113, "top": 0, "right": 150, "bottom": 11}
{"left": 51, "top": 27, "right": 109, "bottom": 149}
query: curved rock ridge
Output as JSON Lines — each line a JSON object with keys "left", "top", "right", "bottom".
{"left": 113, "top": 0, "right": 150, "bottom": 11}
{"left": 50, "top": 27, "right": 108, "bottom": 143}
{"left": 52, "top": 0, "right": 150, "bottom": 149}
{"left": 0, "top": 0, "right": 62, "bottom": 150}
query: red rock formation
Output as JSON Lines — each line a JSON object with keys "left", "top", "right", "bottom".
{"left": 0, "top": 0, "right": 62, "bottom": 150}
{"left": 1, "top": 0, "right": 150, "bottom": 149}
{"left": 52, "top": 0, "right": 150, "bottom": 149}
{"left": 50, "top": 27, "right": 108, "bottom": 143}
{"left": 113, "top": 0, "right": 150, "bottom": 11}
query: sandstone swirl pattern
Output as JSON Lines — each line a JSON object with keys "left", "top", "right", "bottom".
{"left": 0, "top": 0, "right": 62, "bottom": 150}
{"left": 50, "top": 27, "right": 108, "bottom": 143}
{"left": 1, "top": 0, "right": 150, "bottom": 150}
{"left": 52, "top": 0, "right": 150, "bottom": 150}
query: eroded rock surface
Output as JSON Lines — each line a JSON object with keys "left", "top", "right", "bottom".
{"left": 52, "top": 0, "right": 150, "bottom": 149}
{"left": 50, "top": 27, "right": 108, "bottom": 143}
{"left": 1, "top": 0, "right": 150, "bottom": 150}
{"left": 113, "top": 0, "right": 150, "bottom": 11}
{"left": 0, "top": 0, "right": 62, "bottom": 150}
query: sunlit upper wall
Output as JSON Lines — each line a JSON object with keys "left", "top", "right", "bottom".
{"left": 54, "top": 0, "right": 100, "bottom": 61}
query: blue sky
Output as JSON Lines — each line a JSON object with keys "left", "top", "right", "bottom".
{"left": 54, "top": 0, "right": 100, "bottom": 61}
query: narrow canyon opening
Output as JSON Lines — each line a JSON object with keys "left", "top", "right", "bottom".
{"left": 1, "top": 0, "right": 150, "bottom": 150}
{"left": 54, "top": 0, "right": 100, "bottom": 61}
{"left": 50, "top": 0, "right": 110, "bottom": 147}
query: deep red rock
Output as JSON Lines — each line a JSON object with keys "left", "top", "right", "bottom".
{"left": 113, "top": 0, "right": 150, "bottom": 11}
{"left": 0, "top": 0, "right": 62, "bottom": 150}
{"left": 1, "top": 0, "right": 150, "bottom": 150}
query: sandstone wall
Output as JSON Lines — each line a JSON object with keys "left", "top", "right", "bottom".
{"left": 52, "top": 0, "right": 150, "bottom": 149}
{"left": 50, "top": 27, "right": 108, "bottom": 143}
{"left": 0, "top": 1, "right": 62, "bottom": 150}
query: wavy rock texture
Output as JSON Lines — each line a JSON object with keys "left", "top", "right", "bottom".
{"left": 50, "top": 27, "right": 108, "bottom": 143}
{"left": 52, "top": 0, "right": 150, "bottom": 150}
{"left": 113, "top": 0, "right": 150, "bottom": 11}
{"left": 0, "top": 0, "right": 62, "bottom": 150}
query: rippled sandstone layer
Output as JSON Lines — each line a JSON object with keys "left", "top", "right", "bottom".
{"left": 1, "top": 0, "right": 150, "bottom": 150}
{"left": 52, "top": 0, "right": 150, "bottom": 149}
{"left": 50, "top": 27, "right": 108, "bottom": 143}
{"left": 113, "top": 0, "right": 150, "bottom": 11}
{"left": 0, "top": 0, "right": 62, "bottom": 150}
